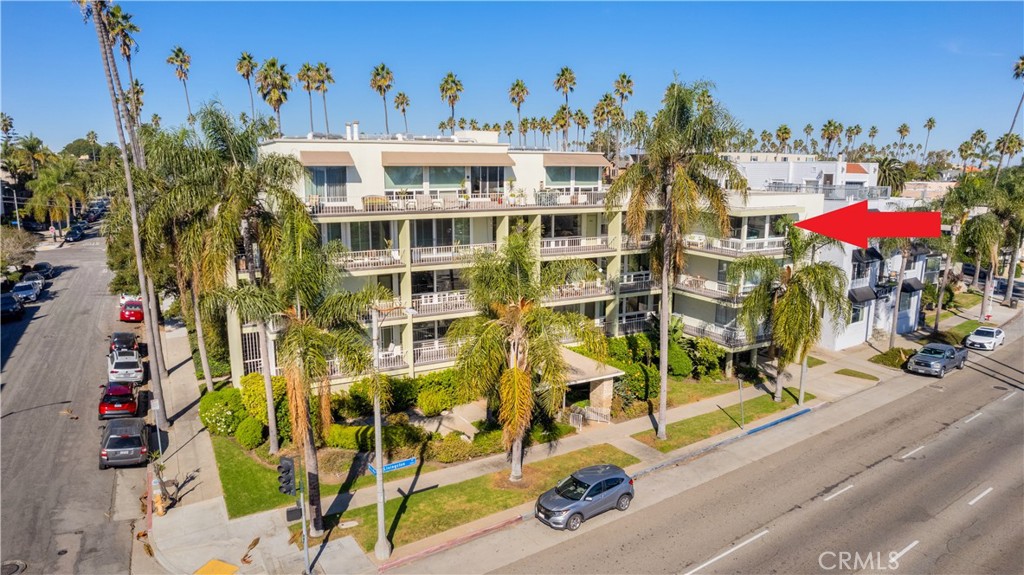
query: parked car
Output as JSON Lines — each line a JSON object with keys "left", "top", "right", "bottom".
{"left": 0, "top": 293, "right": 25, "bottom": 321}
{"left": 98, "top": 382, "right": 138, "bottom": 420}
{"left": 32, "top": 262, "right": 54, "bottom": 279}
{"left": 108, "top": 354, "right": 145, "bottom": 385}
{"left": 120, "top": 301, "right": 144, "bottom": 322}
{"left": 99, "top": 418, "right": 149, "bottom": 469}
{"left": 907, "top": 343, "right": 968, "bottom": 378}
{"left": 65, "top": 228, "right": 85, "bottom": 242}
{"left": 85, "top": 211, "right": 100, "bottom": 223}
{"left": 965, "top": 327, "right": 1005, "bottom": 350}
{"left": 535, "top": 464, "right": 634, "bottom": 531}
{"left": 22, "top": 272, "right": 45, "bottom": 291}
{"left": 109, "top": 349, "right": 141, "bottom": 364}
{"left": 11, "top": 281, "right": 40, "bottom": 303}
{"left": 21, "top": 220, "right": 46, "bottom": 232}
{"left": 109, "top": 332, "right": 140, "bottom": 353}
{"left": 120, "top": 293, "right": 143, "bottom": 306}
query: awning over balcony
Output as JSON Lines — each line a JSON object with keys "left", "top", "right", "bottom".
{"left": 560, "top": 347, "right": 624, "bottom": 385}
{"left": 902, "top": 277, "right": 926, "bottom": 292}
{"left": 381, "top": 151, "right": 514, "bottom": 167}
{"left": 910, "top": 244, "right": 933, "bottom": 257}
{"left": 299, "top": 151, "right": 355, "bottom": 166}
{"left": 852, "top": 247, "right": 885, "bottom": 263}
{"left": 542, "top": 153, "right": 612, "bottom": 168}
{"left": 849, "top": 287, "right": 879, "bottom": 303}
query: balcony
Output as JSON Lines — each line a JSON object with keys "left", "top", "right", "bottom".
{"left": 304, "top": 186, "right": 613, "bottom": 216}
{"left": 411, "top": 242, "right": 496, "bottom": 266}
{"left": 540, "top": 235, "right": 612, "bottom": 256}
{"left": 544, "top": 280, "right": 613, "bottom": 303}
{"left": 413, "top": 338, "right": 459, "bottom": 366}
{"left": 682, "top": 234, "right": 786, "bottom": 257}
{"left": 617, "top": 312, "right": 653, "bottom": 335}
{"left": 677, "top": 317, "right": 770, "bottom": 348}
{"left": 849, "top": 276, "right": 871, "bottom": 289}
{"left": 411, "top": 290, "right": 473, "bottom": 316}
{"left": 623, "top": 232, "right": 655, "bottom": 251}
{"left": 335, "top": 248, "right": 405, "bottom": 271}
{"left": 761, "top": 183, "right": 891, "bottom": 200}
{"left": 675, "top": 274, "right": 751, "bottom": 302}
{"left": 375, "top": 345, "right": 408, "bottom": 371}
{"left": 535, "top": 187, "right": 607, "bottom": 207}
{"left": 619, "top": 271, "right": 658, "bottom": 293}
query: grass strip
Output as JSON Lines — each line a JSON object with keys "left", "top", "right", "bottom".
{"left": 807, "top": 356, "right": 826, "bottom": 368}
{"left": 835, "top": 368, "right": 879, "bottom": 381}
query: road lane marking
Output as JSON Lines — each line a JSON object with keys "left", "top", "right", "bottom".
{"left": 682, "top": 530, "right": 769, "bottom": 575}
{"left": 891, "top": 540, "right": 919, "bottom": 562}
{"left": 900, "top": 446, "right": 925, "bottom": 459}
{"left": 967, "top": 487, "right": 993, "bottom": 506}
{"left": 964, "top": 413, "right": 982, "bottom": 424}
{"left": 823, "top": 485, "right": 853, "bottom": 501}
{"left": 1002, "top": 391, "right": 1018, "bottom": 401}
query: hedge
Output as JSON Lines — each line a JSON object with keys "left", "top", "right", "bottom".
{"left": 235, "top": 417, "right": 266, "bottom": 450}
{"left": 199, "top": 388, "right": 247, "bottom": 436}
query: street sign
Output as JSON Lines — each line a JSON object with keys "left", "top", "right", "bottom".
{"left": 367, "top": 457, "right": 417, "bottom": 476}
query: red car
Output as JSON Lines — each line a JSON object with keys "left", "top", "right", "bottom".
{"left": 120, "top": 301, "right": 144, "bottom": 322}
{"left": 98, "top": 382, "right": 138, "bottom": 420}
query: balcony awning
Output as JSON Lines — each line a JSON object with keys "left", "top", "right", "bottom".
{"left": 910, "top": 244, "right": 933, "bottom": 257}
{"left": 299, "top": 151, "right": 354, "bottom": 166}
{"left": 852, "top": 247, "right": 884, "bottom": 263}
{"left": 542, "top": 153, "right": 612, "bottom": 168}
{"left": 849, "top": 287, "right": 879, "bottom": 303}
{"left": 381, "top": 151, "right": 514, "bottom": 167}
{"left": 902, "top": 277, "right": 926, "bottom": 292}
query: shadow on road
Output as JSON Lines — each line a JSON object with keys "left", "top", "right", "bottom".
{"left": 0, "top": 399, "right": 72, "bottom": 419}
{"left": 1, "top": 304, "right": 45, "bottom": 369}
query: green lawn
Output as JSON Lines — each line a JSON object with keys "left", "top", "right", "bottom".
{"left": 309, "top": 443, "right": 639, "bottom": 550}
{"left": 807, "top": 356, "right": 826, "bottom": 368}
{"left": 632, "top": 387, "right": 814, "bottom": 453}
{"left": 835, "top": 368, "right": 879, "bottom": 381}
{"left": 666, "top": 377, "right": 750, "bottom": 405}
{"left": 948, "top": 319, "right": 994, "bottom": 341}
{"left": 937, "top": 292, "right": 984, "bottom": 322}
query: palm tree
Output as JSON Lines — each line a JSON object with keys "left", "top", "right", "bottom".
{"left": 932, "top": 176, "right": 985, "bottom": 329}
{"left": 439, "top": 72, "right": 464, "bottom": 130}
{"left": 457, "top": 117, "right": 467, "bottom": 131}
{"left": 314, "top": 62, "right": 334, "bottom": 135}
{"left": 729, "top": 222, "right": 849, "bottom": 404}
{"left": 26, "top": 155, "right": 82, "bottom": 232}
{"left": 875, "top": 157, "right": 907, "bottom": 196}
{"left": 151, "top": 114, "right": 161, "bottom": 129}
{"left": 606, "top": 80, "right": 745, "bottom": 440}
{"left": 575, "top": 109, "right": 589, "bottom": 152}
{"left": 105, "top": 5, "right": 139, "bottom": 103}
{"left": 803, "top": 123, "right": 813, "bottom": 144}
{"left": 297, "top": 63, "right": 317, "bottom": 135}
{"left": 447, "top": 227, "right": 605, "bottom": 481}
{"left": 127, "top": 79, "right": 144, "bottom": 125}
{"left": 518, "top": 118, "right": 529, "bottom": 147}
{"left": 370, "top": 63, "right": 393, "bottom": 134}
{"left": 958, "top": 141, "right": 974, "bottom": 174}
{"left": 236, "top": 52, "right": 258, "bottom": 120}
{"left": 987, "top": 167, "right": 1024, "bottom": 308}
{"left": 868, "top": 125, "right": 878, "bottom": 146}
{"left": 553, "top": 105, "right": 572, "bottom": 151}
{"left": 255, "top": 58, "right": 292, "bottom": 135}
{"left": 851, "top": 124, "right": 863, "bottom": 149}
{"left": 166, "top": 46, "right": 193, "bottom": 120}
{"left": 86, "top": 130, "right": 98, "bottom": 161}
{"left": 554, "top": 66, "right": 576, "bottom": 106}
{"left": 976, "top": 142, "right": 999, "bottom": 168}
{"left": 16, "top": 133, "right": 49, "bottom": 177}
{"left": 820, "top": 120, "right": 840, "bottom": 157}
{"left": 538, "top": 117, "right": 552, "bottom": 148}
{"left": 469, "top": 118, "right": 479, "bottom": 131}
{"left": 0, "top": 112, "right": 13, "bottom": 145}
{"left": 614, "top": 73, "right": 634, "bottom": 158}
{"left": 958, "top": 213, "right": 1004, "bottom": 320}
{"left": 922, "top": 117, "right": 936, "bottom": 161}
{"left": 508, "top": 79, "right": 528, "bottom": 147}
{"left": 393, "top": 92, "right": 410, "bottom": 134}
{"left": 775, "top": 124, "right": 791, "bottom": 154}
{"left": 503, "top": 120, "right": 514, "bottom": 145}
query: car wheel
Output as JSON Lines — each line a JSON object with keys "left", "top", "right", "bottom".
{"left": 938, "top": 367, "right": 946, "bottom": 379}
{"left": 566, "top": 513, "right": 583, "bottom": 531}
{"left": 99, "top": 460, "right": 108, "bottom": 470}
{"left": 958, "top": 359, "right": 965, "bottom": 370}
{"left": 616, "top": 494, "right": 633, "bottom": 511}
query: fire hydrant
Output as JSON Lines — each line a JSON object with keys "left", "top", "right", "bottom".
{"left": 151, "top": 476, "right": 168, "bottom": 516}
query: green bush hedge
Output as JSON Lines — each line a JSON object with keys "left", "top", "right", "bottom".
{"left": 416, "top": 388, "right": 450, "bottom": 417}
{"left": 323, "top": 420, "right": 425, "bottom": 452}
{"left": 667, "top": 340, "right": 693, "bottom": 377}
{"left": 869, "top": 348, "right": 917, "bottom": 369}
{"left": 234, "top": 417, "right": 266, "bottom": 450}
{"left": 239, "top": 372, "right": 287, "bottom": 424}
{"left": 687, "top": 336, "right": 724, "bottom": 380}
{"left": 199, "top": 388, "right": 246, "bottom": 436}
{"left": 433, "top": 432, "right": 474, "bottom": 463}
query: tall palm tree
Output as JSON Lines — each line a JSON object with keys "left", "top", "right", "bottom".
{"left": 958, "top": 141, "right": 974, "bottom": 174}
{"left": 447, "top": 227, "right": 605, "bottom": 480}
{"left": 896, "top": 123, "right": 911, "bottom": 158}
{"left": 17, "top": 133, "right": 49, "bottom": 177}
{"left": 236, "top": 52, "right": 258, "bottom": 120}
{"left": 803, "top": 123, "right": 813, "bottom": 144}
{"left": 575, "top": 109, "right": 589, "bottom": 151}
{"left": 729, "top": 221, "right": 849, "bottom": 404}
{"left": 127, "top": 79, "right": 144, "bottom": 125}
{"left": 503, "top": 120, "right": 514, "bottom": 145}
{"left": 922, "top": 117, "right": 936, "bottom": 161}
{"left": 932, "top": 176, "right": 985, "bottom": 329}
{"left": 553, "top": 105, "right": 572, "bottom": 151}
{"left": 439, "top": 72, "right": 464, "bottom": 131}
{"left": 987, "top": 167, "right": 1024, "bottom": 308}
{"left": 1, "top": 112, "right": 13, "bottom": 144}
{"left": 255, "top": 58, "right": 292, "bottom": 135}
{"left": 820, "top": 119, "right": 840, "bottom": 157}
{"left": 393, "top": 92, "right": 410, "bottom": 134}
{"left": 957, "top": 212, "right": 1004, "bottom": 320}
{"left": 314, "top": 62, "right": 334, "bottom": 135}
{"left": 851, "top": 124, "right": 863, "bottom": 149}
{"left": 508, "top": 79, "right": 528, "bottom": 147}
{"left": 86, "top": 130, "right": 98, "bottom": 161}
{"left": 554, "top": 66, "right": 576, "bottom": 106}
{"left": 538, "top": 117, "right": 552, "bottom": 148}
{"left": 26, "top": 155, "right": 83, "bottom": 231}
{"left": 875, "top": 156, "right": 907, "bottom": 196}
{"left": 370, "top": 63, "right": 393, "bottom": 134}
{"left": 996, "top": 133, "right": 1024, "bottom": 164}
{"left": 775, "top": 124, "right": 791, "bottom": 154}
{"left": 297, "top": 63, "right": 317, "bottom": 135}
{"left": 614, "top": 73, "right": 634, "bottom": 158}
{"left": 607, "top": 80, "right": 745, "bottom": 440}
{"left": 105, "top": 5, "right": 139, "bottom": 102}
{"left": 868, "top": 125, "right": 878, "bottom": 146}
{"left": 166, "top": 46, "right": 193, "bottom": 120}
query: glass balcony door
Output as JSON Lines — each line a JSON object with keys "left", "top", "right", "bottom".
{"left": 413, "top": 219, "right": 471, "bottom": 248}
{"left": 470, "top": 166, "right": 505, "bottom": 194}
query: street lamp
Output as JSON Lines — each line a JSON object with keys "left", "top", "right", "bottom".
{"left": 372, "top": 304, "right": 416, "bottom": 561}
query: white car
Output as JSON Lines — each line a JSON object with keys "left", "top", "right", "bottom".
{"left": 119, "top": 293, "right": 143, "bottom": 306}
{"left": 108, "top": 354, "right": 145, "bottom": 385}
{"left": 12, "top": 281, "right": 41, "bottom": 302}
{"left": 108, "top": 349, "right": 141, "bottom": 364}
{"left": 965, "top": 327, "right": 1005, "bottom": 350}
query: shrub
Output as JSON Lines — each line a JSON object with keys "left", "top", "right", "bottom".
{"left": 389, "top": 377, "right": 420, "bottom": 413}
{"left": 687, "top": 337, "right": 725, "bottom": 379}
{"left": 868, "top": 348, "right": 917, "bottom": 369}
{"left": 433, "top": 432, "right": 474, "bottom": 463}
{"left": 926, "top": 330, "right": 962, "bottom": 345}
{"left": 199, "top": 388, "right": 246, "bottom": 436}
{"left": 417, "top": 387, "right": 451, "bottom": 417}
{"left": 234, "top": 417, "right": 266, "bottom": 450}
{"left": 666, "top": 339, "right": 693, "bottom": 377}
{"left": 239, "top": 372, "right": 287, "bottom": 424}
{"left": 325, "top": 424, "right": 374, "bottom": 451}
{"left": 616, "top": 362, "right": 659, "bottom": 405}
{"left": 470, "top": 429, "right": 504, "bottom": 456}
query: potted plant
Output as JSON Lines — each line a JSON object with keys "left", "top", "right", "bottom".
{"left": 384, "top": 238, "right": 399, "bottom": 261}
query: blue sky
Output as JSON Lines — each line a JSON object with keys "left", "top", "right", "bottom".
{"left": 2, "top": 1, "right": 1021, "bottom": 153}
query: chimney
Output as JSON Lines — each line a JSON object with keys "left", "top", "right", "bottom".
{"left": 352, "top": 121, "right": 360, "bottom": 141}
{"left": 345, "top": 123, "right": 352, "bottom": 140}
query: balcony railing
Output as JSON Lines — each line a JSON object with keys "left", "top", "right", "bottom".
{"left": 412, "top": 339, "right": 459, "bottom": 365}
{"left": 545, "top": 280, "right": 613, "bottom": 302}
{"left": 411, "top": 242, "right": 496, "bottom": 265}
{"left": 849, "top": 276, "right": 871, "bottom": 289}
{"left": 376, "top": 346, "right": 408, "bottom": 371}
{"left": 617, "top": 312, "right": 653, "bottom": 335}
{"left": 761, "top": 183, "right": 892, "bottom": 200}
{"left": 619, "top": 271, "right": 658, "bottom": 292}
{"left": 335, "top": 248, "right": 405, "bottom": 271}
{"left": 411, "top": 290, "right": 472, "bottom": 316}
{"left": 305, "top": 186, "right": 613, "bottom": 215}
{"left": 623, "top": 232, "right": 655, "bottom": 250}
{"left": 535, "top": 187, "right": 608, "bottom": 206}
{"left": 683, "top": 234, "right": 786, "bottom": 257}
{"left": 678, "top": 317, "right": 771, "bottom": 348}
{"left": 675, "top": 274, "right": 751, "bottom": 301}
{"left": 540, "top": 235, "right": 612, "bottom": 255}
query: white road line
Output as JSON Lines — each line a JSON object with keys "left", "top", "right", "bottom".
{"left": 1003, "top": 391, "right": 1018, "bottom": 401}
{"left": 682, "top": 530, "right": 770, "bottom": 575}
{"left": 967, "top": 487, "right": 993, "bottom": 506}
{"left": 823, "top": 485, "right": 854, "bottom": 501}
{"left": 964, "top": 413, "right": 982, "bottom": 424}
{"left": 891, "top": 540, "right": 919, "bottom": 562}
{"left": 900, "top": 446, "right": 925, "bottom": 459}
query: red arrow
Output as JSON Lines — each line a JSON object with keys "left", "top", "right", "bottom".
{"left": 794, "top": 200, "right": 941, "bottom": 249}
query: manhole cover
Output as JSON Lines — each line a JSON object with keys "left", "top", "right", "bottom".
{"left": 2, "top": 561, "right": 27, "bottom": 575}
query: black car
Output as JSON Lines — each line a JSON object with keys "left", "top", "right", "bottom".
{"left": 1, "top": 293, "right": 25, "bottom": 321}
{"left": 110, "top": 332, "right": 140, "bottom": 353}
{"left": 65, "top": 228, "right": 85, "bottom": 242}
{"left": 32, "top": 262, "right": 54, "bottom": 279}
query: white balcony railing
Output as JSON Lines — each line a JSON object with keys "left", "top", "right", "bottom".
{"left": 623, "top": 232, "right": 655, "bottom": 250}
{"left": 675, "top": 315, "right": 771, "bottom": 347}
{"left": 411, "top": 290, "right": 472, "bottom": 316}
{"left": 540, "top": 236, "right": 612, "bottom": 255}
{"left": 682, "top": 234, "right": 786, "bottom": 256}
{"left": 849, "top": 276, "right": 871, "bottom": 289}
{"left": 335, "top": 248, "right": 405, "bottom": 271}
{"left": 376, "top": 346, "right": 408, "bottom": 371}
{"left": 413, "top": 339, "right": 459, "bottom": 365}
{"left": 545, "top": 280, "right": 612, "bottom": 302}
{"left": 619, "top": 271, "right": 657, "bottom": 292}
{"left": 617, "top": 312, "right": 652, "bottom": 335}
{"left": 675, "top": 274, "right": 752, "bottom": 301}
{"left": 411, "top": 242, "right": 496, "bottom": 265}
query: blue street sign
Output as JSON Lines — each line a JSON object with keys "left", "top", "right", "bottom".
{"left": 367, "top": 457, "right": 417, "bottom": 476}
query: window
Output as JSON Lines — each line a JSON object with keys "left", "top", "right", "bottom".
{"left": 575, "top": 167, "right": 600, "bottom": 185}
{"left": 545, "top": 167, "right": 572, "bottom": 187}
{"left": 541, "top": 214, "right": 580, "bottom": 238}
{"left": 385, "top": 166, "right": 423, "bottom": 189}
{"left": 904, "top": 255, "right": 915, "bottom": 271}
{"left": 715, "top": 305, "right": 737, "bottom": 326}
{"left": 414, "top": 218, "right": 471, "bottom": 247}
{"left": 470, "top": 166, "right": 504, "bottom": 193}
{"left": 412, "top": 319, "right": 452, "bottom": 342}
{"left": 850, "top": 303, "right": 867, "bottom": 324}
{"left": 768, "top": 214, "right": 791, "bottom": 238}
{"left": 323, "top": 223, "right": 342, "bottom": 242}
{"left": 429, "top": 166, "right": 465, "bottom": 189}
{"left": 306, "top": 167, "right": 346, "bottom": 201}
{"left": 852, "top": 262, "right": 869, "bottom": 280}
{"left": 349, "top": 221, "right": 392, "bottom": 251}
{"left": 899, "top": 291, "right": 912, "bottom": 312}
{"left": 728, "top": 216, "right": 743, "bottom": 239}
{"left": 746, "top": 216, "right": 767, "bottom": 240}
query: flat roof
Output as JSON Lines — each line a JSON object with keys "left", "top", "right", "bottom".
{"left": 543, "top": 153, "right": 612, "bottom": 168}
{"left": 560, "top": 347, "right": 625, "bottom": 385}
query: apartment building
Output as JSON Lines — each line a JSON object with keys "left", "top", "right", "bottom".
{"left": 226, "top": 134, "right": 890, "bottom": 386}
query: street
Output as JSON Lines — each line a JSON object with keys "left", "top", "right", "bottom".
{"left": 497, "top": 320, "right": 1024, "bottom": 574}
{"left": 1, "top": 236, "right": 145, "bottom": 574}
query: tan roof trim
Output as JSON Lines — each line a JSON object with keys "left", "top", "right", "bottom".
{"left": 381, "top": 151, "right": 514, "bottom": 167}
{"left": 543, "top": 153, "right": 612, "bottom": 168}
{"left": 299, "top": 151, "right": 355, "bottom": 166}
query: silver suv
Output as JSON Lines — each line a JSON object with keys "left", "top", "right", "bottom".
{"left": 99, "top": 418, "right": 149, "bottom": 469}
{"left": 536, "top": 464, "right": 634, "bottom": 531}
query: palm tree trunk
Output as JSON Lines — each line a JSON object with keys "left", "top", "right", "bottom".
{"left": 247, "top": 79, "right": 255, "bottom": 121}
{"left": 382, "top": 96, "right": 390, "bottom": 134}
{"left": 510, "top": 436, "right": 524, "bottom": 482}
{"left": 980, "top": 255, "right": 997, "bottom": 321}
{"left": 973, "top": 257, "right": 982, "bottom": 288}
{"left": 182, "top": 80, "right": 193, "bottom": 118}
{"left": 888, "top": 251, "right": 908, "bottom": 350}
{"left": 322, "top": 93, "right": 331, "bottom": 135}
{"left": 97, "top": 13, "right": 143, "bottom": 167}
{"left": 992, "top": 91, "right": 1024, "bottom": 192}
{"left": 657, "top": 220, "right": 671, "bottom": 440}
{"left": 191, "top": 286, "right": 214, "bottom": 392}
{"left": 798, "top": 355, "right": 807, "bottom": 406}
{"left": 259, "top": 321, "right": 280, "bottom": 454}
{"left": 276, "top": 109, "right": 283, "bottom": 136}
{"left": 1002, "top": 229, "right": 1022, "bottom": 305}
{"left": 305, "top": 423, "right": 324, "bottom": 534}
{"left": 403, "top": 113, "right": 408, "bottom": 135}
{"left": 147, "top": 276, "right": 170, "bottom": 380}
{"left": 307, "top": 91, "right": 314, "bottom": 134}
{"left": 934, "top": 252, "right": 951, "bottom": 330}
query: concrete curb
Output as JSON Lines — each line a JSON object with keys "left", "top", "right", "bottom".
{"left": 378, "top": 513, "right": 525, "bottom": 573}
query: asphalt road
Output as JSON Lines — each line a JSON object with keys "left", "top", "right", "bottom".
{"left": 1, "top": 233, "right": 147, "bottom": 574}
{"left": 499, "top": 320, "right": 1023, "bottom": 575}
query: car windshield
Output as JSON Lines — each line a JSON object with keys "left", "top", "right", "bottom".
{"left": 13, "top": 285, "right": 32, "bottom": 292}
{"left": 106, "top": 436, "right": 142, "bottom": 449}
{"left": 554, "top": 475, "right": 591, "bottom": 501}
{"left": 974, "top": 328, "right": 997, "bottom": 337}
{"left": 113, "top": 361, "right": 139, "bottom": 370}
{"left": 125, "top": 304, "right": 142, "bottom": 311}
{"left": 103, "top": 393, "right": 132, "bottom": 403}
{"left": 918, "top": 347, "right": 946, "bottom": 357}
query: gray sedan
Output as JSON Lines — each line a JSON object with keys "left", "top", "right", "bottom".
{"left": 536, "top": 464, "right": 634, "bottom": 531}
